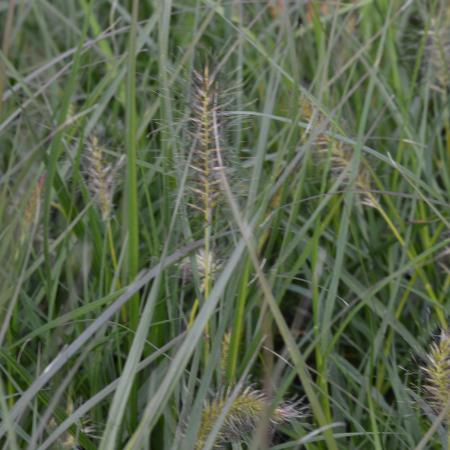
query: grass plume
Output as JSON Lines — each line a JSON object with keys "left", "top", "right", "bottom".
{"left": 185, "top": 65, "right": 228, "bottom": 330}
{"left": 21, "top": 175, "right": 45, "bottom": 242}
{"left": 187, "top": 65, "right": 224, "bottom": 220}
{"left": 424, "top": 4, "right": 450, "bottom": 90}
{"left": 196, "top": 386, "right": 302, "bottom": 449}
{"left": 422, "top": 330, "right": 450, "bottom": 435}
{"left": 85, "top": 136, "right": 123, "bottom": 222}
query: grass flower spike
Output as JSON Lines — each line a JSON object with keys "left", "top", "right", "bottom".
{"left": 196, "top": 386, "right": 303, "bottom": 449}
{"left": 424, "top": 4, "right": 450, "bottom": 90}
{"left": 187, "top": 65, "right": 225, "bottom": 219}
{"left": 423, "top": 330, "right": 450, "bottom": 431}
{"left": 86, "top": 136, "right": 124, "bottom": 222}
{"left": 180, "top": 249, "right": 221, "bottom": 288}
{"left": 186, "top": 65, "right": 227, "bottom": 302}
{"left": 21, "top": 175, "right": 45, "bottom": 240}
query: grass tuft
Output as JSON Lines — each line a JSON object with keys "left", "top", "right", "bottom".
{"left": 1, "top": 1, "right": 449, "bottom": 449}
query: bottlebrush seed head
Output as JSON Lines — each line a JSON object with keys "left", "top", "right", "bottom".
{"left": 179, "top": 249, "right": 221, "bottom": 287}
{"left": 85, "top": 136, "right": 124, "bottom": 222}
{"left": 424, "top": 5, "right": 450, "bottom": 90}
{"left": 186, "top": 65, "right": 226, "bottom": 219}
{"left": 195, "top": 386, "right": 304, "bottom": 449}
{"left": 422, "top": 330, "right": 450, "bottom": 426}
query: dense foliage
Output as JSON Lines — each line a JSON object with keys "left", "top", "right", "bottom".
{"left": 0, "top": 1, "right": 449, "bottom": 449}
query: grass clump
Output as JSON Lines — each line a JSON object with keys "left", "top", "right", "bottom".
{"left": 0, "top": 1, "right": 449, "bottom": 449}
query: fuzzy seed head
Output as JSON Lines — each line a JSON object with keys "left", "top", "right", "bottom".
{"left": 196, "top": 386, "right": 303, "bottom": 449}
{"left": 180, "top": 249, "right": 221, "bottom": 288}
{"left": 86, "top": 137, "right": 123, "bottom": 222}
{"left": 424, "top": 6, "right": 450, "bottom": 90}
{"left": 22, "top": 175, "right": 45, "bottom": 233}
{"left": 195, "top": 248, "right": 220, "bottom": 276}
{"left": 187, "top": 66, "right": 225, "bottom": 219}
{"left": 423, "top": 330, "right": 450, "bottom": 426}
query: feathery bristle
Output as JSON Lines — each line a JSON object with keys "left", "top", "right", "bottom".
{"left": 424, "top": 5, "right": 450, "bottom": 90}
{"left": 187, "top": 66, "right": 225, "bottom": 218}
{"left": 179, "top": 249, "right": 221, "bottom": 287}
{"left": 422, "top": 330, "right": 450, "bottom": 426}
{"left": 196, "top": 386, "right": 303, "bottom": 449}
{"left": 86, "top": 136, "right": 123, "bottom": 221}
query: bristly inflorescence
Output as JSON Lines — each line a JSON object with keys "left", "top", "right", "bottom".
{"left": 195, "top": 386, "right": 304, "bottom": 449}
{"left": 182, "top": 65, "right": 230, "bottom": 299}
{"left": 187, "top": 65, "right": 225, "bottom": 221}
{"left": 85, "top": 136, "right": 124, "bottom": 222}
{"left": 423, "top": 3, "right": 450, "bottom": 90}
{"left": 21, "top": 175, "right": 45, "bottom": 241}
{"left": 179, "top": 248, "right": 222, "bottom": 287}
{"left": 422, "top": 330, "right": 450, "bottom": 427}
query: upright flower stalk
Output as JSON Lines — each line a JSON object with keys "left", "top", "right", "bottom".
{"left": 86, "top": 136, "right": 124, "bottom": 272}
{"left": 187, "top": 66, "right": 223, "bottom": 299}
{"left": 184, "top": 65, "right": 228, "bottom": 341}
